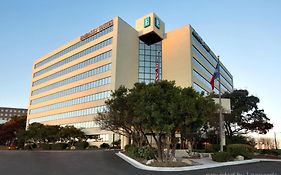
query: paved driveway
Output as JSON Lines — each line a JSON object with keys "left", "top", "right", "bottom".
{"left": 0, "top": 150, "right": 280, "bottom": 175}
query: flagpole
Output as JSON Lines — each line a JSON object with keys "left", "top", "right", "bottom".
{"left": 218, "top": 56, "right": 225, "bottom": 152}
{"left": 155, "top": 51, "right": 160, "bottom": 82}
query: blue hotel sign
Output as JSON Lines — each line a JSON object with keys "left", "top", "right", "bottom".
{"left": 144, "top": 17, "right": 151, "bottom": 28}
{"left": 144, "top": 16, "right": 160, "bottom": 29}
{"left": 155, "top": 17, "right": 160, "bottom": 29}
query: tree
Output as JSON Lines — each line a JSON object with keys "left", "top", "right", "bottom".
{"left": 18, "top": 123, "right": 86, "bottom": 148}
{"left": 0, "top": 115, "right": 26, "bottom": 146}
{"left": 165, "top": 86, "right": 217, "bottom": 155}
{"left": 23, "top": 123, "right": 60, "bottom": 144}
{"left": 131, "top": 81, "right": 179, "bottom": 161}
{"left": 178, "top": 88, "right": 218, "bottom": 152}
{"left": 97, "top": 80, "right": 218, "bottom": 161}
{"left": 96, "top": 86, "right": 143, "bottom": 145}
{"left": 208, "top": 89, "right": 273, "bottom": 142}
{"left": 58, "top": 126, "right": 85, "bottom": 146}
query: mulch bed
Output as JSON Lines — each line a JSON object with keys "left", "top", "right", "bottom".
{"left": 148, "top": 161, "right": 192, "bottom": 167}
{"left": 254, "top": 154, "right": 281, "bottom": 159}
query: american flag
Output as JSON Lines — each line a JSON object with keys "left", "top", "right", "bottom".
{"left": 155, "top": 63, "right": 159, "bottom": 81}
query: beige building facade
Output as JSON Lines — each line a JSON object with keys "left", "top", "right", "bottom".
{"left": 27, "top": 13, "right": 233, "bottom": 147}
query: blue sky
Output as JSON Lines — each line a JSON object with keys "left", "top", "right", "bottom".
{"left": 0, "top": 1, "right": 280, "bottom": 135}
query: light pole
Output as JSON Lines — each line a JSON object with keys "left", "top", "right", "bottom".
{"left": 274, "top": 132, "right": 280, "bottom": 150}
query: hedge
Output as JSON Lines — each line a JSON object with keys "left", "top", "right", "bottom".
{"left": 74, "top": 141, "right": 89, "bottom": 150}
{"left": 100, "top": 143, "right": 110, "bottom": 149}
{"left": 211, "top": 152, "right": 232, "bottom": 162}
{"left": 227, "top": 144, "right": 254, "bottom": 159}
{"left": 40, "top": 143, "right": 51, "bottom": 150}
{"left": 51, "top": 143, "right": 68, "bottom": 150}
{"left": 125, "top": 144, "right": 156, "bottom": 160}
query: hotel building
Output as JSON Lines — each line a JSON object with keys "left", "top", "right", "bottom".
{"left": 27, "top": 13, "right": 233, "bottom": 146}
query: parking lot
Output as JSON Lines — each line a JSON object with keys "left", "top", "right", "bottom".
{"left": 0, "top": 150, "right": 280, "bottom": 175}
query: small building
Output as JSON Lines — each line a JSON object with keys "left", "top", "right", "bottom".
{"left": 0, "top": 107, "right": 27, "bottom": 124}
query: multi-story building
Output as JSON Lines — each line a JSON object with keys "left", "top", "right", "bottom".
{"left": 27, "top": 13, "right": 233, "bottom": 147}
{"left": 0, "top": 107, "right": 27, "bottom": 124}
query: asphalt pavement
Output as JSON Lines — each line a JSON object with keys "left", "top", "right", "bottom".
{"left": 0, "top": 150, "right": 280, "bottom": 175}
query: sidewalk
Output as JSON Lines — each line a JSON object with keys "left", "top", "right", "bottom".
{"left": 116, "top": 151, "right": 281, "bottom": 172}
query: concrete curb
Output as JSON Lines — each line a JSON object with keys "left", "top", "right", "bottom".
{"left": 116, "top": 151, "right": 281, "bottom": 172}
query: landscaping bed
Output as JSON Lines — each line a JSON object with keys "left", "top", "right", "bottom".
{"left": 123, "top": 145, "right": 200, "bottom": 167}
{"left": 123, "top": 150, "right": 199, "bottom": 167}
{"left": 254, "top": 154, "right": 281, "bottom": 159}
{"left": 148, "top": 160, "right": 194, "bottom": 167}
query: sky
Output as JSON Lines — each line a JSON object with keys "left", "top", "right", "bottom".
{"left": 0, "top": 0, "right": 280, "bottom": 137}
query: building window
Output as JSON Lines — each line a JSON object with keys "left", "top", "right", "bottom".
{"left": 138, "top": 40, "right": 162, "bottom": 84}
{"left": 31, "top": 77, "right": 111, "bottom": 105}
{"left": 32, "top": 63, "right": 112, "bottom": 96}
{"left": 30, "top": 91, "right": 111, "bottom": 114}
{"left": 29, "top": 105, "right": 107, "bottom": 123}
{"left": 99, "top": 134, "right": 109, "bottom": 142}
{"left": 34, "top": 38, "right": 113, "bottom": 77}
{"left": 193, "top": 82, "right": 208, "bottom": 95}
{"left": 32, "top": 50, "right": 112, "bottom": 86}
{"left": 34, "top": 25, "right": 113, "bottom": 69}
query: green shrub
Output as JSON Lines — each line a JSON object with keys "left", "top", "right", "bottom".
{"left": 51, "top": 143, "right": 68, "bottom": 150}
{"left": 227, "top": 144, "right": 254, "bottom": 159}
{"left": 260, "top": 149, "right": 281, "bottom": 156}
{"left": 100, "top": 143, "right": 110, "bottom": 149}
{"left": 40, "top": 143, "right": 51, "bottom": 150}
{"left": 24, "top": 143, "right": 36, "bottom": 150}
{"left": 212, "top": 152, "right": 232, "bottom": 162}
{"left": 87, "top": 145, "right": 99, "bottom": 150}
{"left": 125, "top": 144, "right": 139, "bottom": 158}
{"left": 138, "top": 146, "right": 156, "bottom": 160}
{"left": 74, "top": 141, "right": 89, "bottom": 150}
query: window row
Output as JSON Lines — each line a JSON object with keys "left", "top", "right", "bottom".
{"left": 193, "top": 70, "right": 220, "bottom": 94}
{"left": 193, "top": 70, "right": 228, "bottom": 93}
{"left": 61, "top": 121, "right": 100, "bottom": 129}
{"left": 32, "top": 63, "right": 112, "bottom": 96}
{"left": 29, "top": 105, "right": 107, "bottom": 124}
{"left": 139, "top": 55, "right": 162, "bottom": 62}
{"left": 30, "top": 91, "right": 111, "bottom": 114}
{"left": 34, "top": 38, "right": 113, "bottom": 77}
{"left": 192, "top": 58, "right": 233, "bottom": 92}
{"left": 139, "top": 73, "right": 162, "bottom": 79}
{"left": 35, "top": 26, "right": 113, "bottom": 69}
{"left": 192, "top": 36, "right": 233, "bottom": 80}
{"left": 139, "top": 41, "right": 162, "bottom": 50}
{"left": 138, "top": 79, "right": 159, "bottom": 84}
{"left": 86, "top": 134, "right": 109, "bottom": 142}
{"left": 31, "top": 77, "right": 111, "bottom": 105}
{"left": 139, "top": 50, "right": 162, "bottom": 56}
{"left": 139, "top": 66, "right": 162, "bottom": 73}
{"left": 193, "top": 82, "right": 208, "bottom": 95}
{"left": 139, "top": 61, "right": 162, "bottom": 67}
{"left": 33, "top": 50, "right": 112, "bottom": 86}
{"left": 0, "top": 109, "right": 26, "bottom": 113}
{"left": 0, "top": 113, "right": 25, "bottom": 117}
{"left": 192, "top": 45, "right": 233, "bottom": 87}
